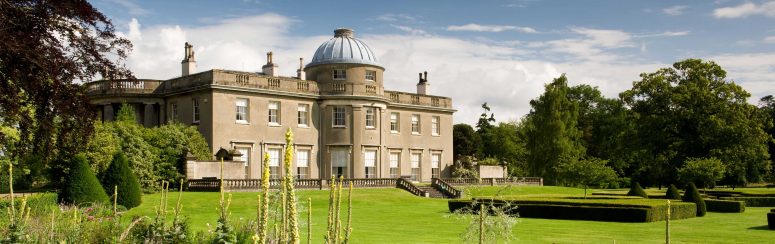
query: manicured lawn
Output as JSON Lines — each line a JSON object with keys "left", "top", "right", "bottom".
{"left": 125, "top": 186, "right": 774, "bottom": 243}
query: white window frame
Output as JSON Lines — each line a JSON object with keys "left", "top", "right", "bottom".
{"left": 267, "top": 148, "right": 281, "bottom": 179}
{"left": 431, "top": 153, "right": 441, "bottom": 179}
{"left": 296, "top": 149, "right": 310, "bottom": 179}
{"left": 390, "top": 112, "right": 399, "bottom": 133}
{"left": 236, "top": 98, "right": 249, "bottom": 124}
{"left": 268, "top": 101, "right": 280, "bottom": 126}
{"left": 411, "top": 114, "right": 421, "bottom": 134}
{"left": 365, "top": 107, "right": 375, "bottom": 128}
{"left": 365, "top": 70, "right": 376, "bottom": 81}
{"left": 331, "top": 148, "right": 349, "bottom": 178}
{"left": 333, "top": 69, "right": 346, "bottom": 80}
{"left": 411, "top": 152, "right": 421, "bottom": 181}
{"left": 237, "top": 147, "right": 250, "bottom": 179}
{"left": 431, "top": 116, "right": 440, "bottom": 136}
{"left": 192, "top": 99, "right": 200, "bottom": 123}
{"left": 333, "top": 106, "right": 346, "bottom": 128}
{"left": 297, "top": 104, "right": 309, "bottom": 127}
{"left": 389, "top": 152, "right": 400, "bottom": 178}
{"left": 364, "top": 150, "right": 377, "bottom": 178}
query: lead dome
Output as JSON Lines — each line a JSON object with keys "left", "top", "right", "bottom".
{"left": 307, "top": 28, "right": 381, "bottom": 68}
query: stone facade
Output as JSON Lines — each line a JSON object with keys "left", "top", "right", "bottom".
{"left": 86, "top": 29, "right": 455, "bottom": 182}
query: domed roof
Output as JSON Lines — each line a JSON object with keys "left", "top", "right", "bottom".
{"left": 307, "top": 29, "right": 381, "bottom": 68}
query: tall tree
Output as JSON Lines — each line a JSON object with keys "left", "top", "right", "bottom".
{"left": 453, "top": 124, "right": 481, "bottom": 161}
{"left": 759, "top": 95, "right": 775, "bottom": 181}
{"left": 0, "top": 0, "right": 133, "bottom": 185}
{"left": 525, "top": 75, "right": 585, "bottom": 184}
{"left": 621, "top": 59, "right": 771, "bottom": 186}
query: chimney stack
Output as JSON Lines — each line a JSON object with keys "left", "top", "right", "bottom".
{"left": 262, "top": 51, "right": 279, "bottom": 77}
{"left": 297, "top": 58, "right": 306, "bottom": 80}
{"left": 417, "top": 71, "right": 429, "bottom": 95}
{"left": 181, "top": 42, "right": 196, "bottom": 76}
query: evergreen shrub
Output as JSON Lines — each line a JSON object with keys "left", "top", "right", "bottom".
{"left": 59, "top": 154, "right": 109, "bottom": 205}
{"left": 665, "top": 184, "right": 682, "bottom": 200}
{"left": 102, "top": 152, "right": 142, "bottom": 209}
{"left": 704, "top": 199, "right": 745, "bottom": 213}
{"left": 627, "top": 182, "right": 648, "bottom": 198}
{"left": 682, "top": 182, "right": 706, "bottom": 217}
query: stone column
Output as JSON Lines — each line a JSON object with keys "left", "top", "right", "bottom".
{"left": 103, "top": 103, "right": 114, "bottom": 121}
{"left": 159, "top": 102, "right": 166, "bottom": 124}
{"left": 143, "top": 103, "right": 155, "bottom": 127}
{"left": 351, "top": 105, "right": 364, "bottom": 178}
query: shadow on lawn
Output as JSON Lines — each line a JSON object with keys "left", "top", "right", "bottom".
{"left": 746, "top": 225, "right": 771, "bottom": 231}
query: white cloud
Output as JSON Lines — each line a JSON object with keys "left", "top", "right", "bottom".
{"left": 107, "top": 0, "right": 150, "bottom": 16}
{"left": 663, "top": 5, "right": 689, "bottom": 16}
{"left": 636, "top": 31, "right": 691, "bottom": 38}
{"left": 713, "top": 1, "right": 775, "bottom": 18}
{"left": 710, "top": 53, "right": 775, "bottom": 101}
{"left": 376, "top": 14, "right": 416, "bottom": 23}
{"left": 390, "top": 24, "right": 428, "bottom": 35}
{"left": 446, "top": 24, "right": 538, "bottom": 33}
{"left": 764, "top": 36, "right": 775, "bottom": 43}
{"left": 117, "top": 14, "right": 775, "bottom": 125}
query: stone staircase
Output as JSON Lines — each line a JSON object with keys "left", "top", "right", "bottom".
{"left": 417, "top": 186, "right": 451, "bottom": 198}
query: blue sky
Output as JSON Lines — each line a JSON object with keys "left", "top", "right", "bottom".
{"left": 92, "top": 0, "right": 775, "bottom": 125}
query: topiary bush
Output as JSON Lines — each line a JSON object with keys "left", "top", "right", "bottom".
{"left": 682, "top": 182, "right": 706, "bottom": 217}
{"left": 102, "top": 152, "right": 142, "bottom": 209}
{"left": 59, "top": 154, "right": 109, "bottom": 205}
{"left": 666, "top": 184, "right": 682, "bottom": 200}
{"left": 627, "top": 182, "right": 648, "bottom": 198}
{"left": 704, "top": 199, "right": 745, "bottom": 213}
{"left": 769, "top": 209, "right": 775, "bottom": 230}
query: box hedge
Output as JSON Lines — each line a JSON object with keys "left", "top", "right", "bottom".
{"left": 704, "top": 199, "right": 745, "bottom": 213}
{"left": 59, "top": 154, "right": 109, "bottom": 205}
{"left": 769, "top": 211, "right": 775, "bottom": 230}
{"left": 719, "top": 197, "right": 775, "bottom": 207}
{"left": 448, "top": 198, "right": 695, "bottom": 222}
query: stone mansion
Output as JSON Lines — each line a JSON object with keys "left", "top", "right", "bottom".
{"left": 86, "top": 28, "right": 455, "bottom": 182}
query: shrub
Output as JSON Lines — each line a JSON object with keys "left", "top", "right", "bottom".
{"left": 59, "top": 154, "right": 109, "bottom": 205}
{"left": 769, "top": 212, "right": 775, "bottom": 230}
{"left": 665, "top": 184, "right": 682, "bottom": 200}
{"left": 719, "top": 197, "right": 775, "bottom": 207}
{"left": 102, "top": 152, "right": 142, "bottom": 209}
{"left": 682, "top": 182, "right": 706, "bottom": 217}
{"left": 448, "top": 198, "right": 696, "bottom": 222}
{"left": 627, "top": 182, "right": 648, "bottom": 198}
{"left": 704, "top": 199, "right": 745, "bottom": 213}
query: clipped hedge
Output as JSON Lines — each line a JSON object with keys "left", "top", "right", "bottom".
{"left": 627, "top": 182, "right": 648, "bottom": 198}
{"left": 448, "top": 198, "right": 695, "bottom": 222}
{"left": 704, "top": 199, "right": 745, "bottom": 213}
{"left": 666, "top": 184, "right": 682, "bottom": 200}
{"left": 769, "top": 210, "right": 775, "bottom": 230}
{"left": 719, "top": 197, "right": 775, "bottom": 207}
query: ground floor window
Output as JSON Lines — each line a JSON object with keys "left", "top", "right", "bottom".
{"left": 236, "top": 147, "right": 250, "bottom": 179}
{"left": 331, "top": 148, "right": 349, "bottom": 178}
{"left": 389, "top": 152, "right": 400, "bottom": 178}
{"left": 268, "top": 148, "right": 281, "bottom": 179}
{"left": 411, "top": 153, "right": 421, "bottom": 181}
{"left": 364, "top": 150, "right": 377, "bottom": 178}
{"left": 431, "top": 153, "right": 441, "bottom": 179}
{"left": 296, "top": 149, "right": 310, "bottom": 179}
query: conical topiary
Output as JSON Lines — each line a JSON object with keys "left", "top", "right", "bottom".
{"left": 60, "top": 154, "right": 109, "bottom": 205}
{"left": 627, "top": 182, "right": 648, "bottom": 198}
{"left": 682, "top": 182, "right": 706, "bottom": 217}
{"left": 665, "top": 184, "right": 682, "bottom": 200}
{"left": 102, "top": 152, "right": 142, "bottom": 209}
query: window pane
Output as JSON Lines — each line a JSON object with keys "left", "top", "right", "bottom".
{"left": 268, "top": 149, "right": 280, "bottom": 167}
{"left": 389, "top": 152, "right": 399, "bottom": 168}
{"left": 364, "top": 150, "right": 376, "bottom": 167}
{"left": 431, "top": 154, "right": 440, "bottom": 168}
{"left": 411, "top": 153, "right": 420, "bottom": 168}
{"left": 331, "top": 149, "right": 348, "bottom": 167}
{"left": 296, "top": 150, "right": 309, "bottom": 167}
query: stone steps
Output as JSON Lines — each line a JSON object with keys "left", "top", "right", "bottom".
{"left": 417, "top": 186, "right": 450, "bottom": 198}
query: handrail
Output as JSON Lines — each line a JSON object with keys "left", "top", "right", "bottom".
{"left": 440, "top": 177, "right": 543, "bottom": 186}
{"left": 396, "top": 178, "right": 426, "bottom": 197}
{"left": 431, "top": 178, "right": 463, "bottom": 199}
{"left": 186, "top": 178, "right": 402, "bottom": 191}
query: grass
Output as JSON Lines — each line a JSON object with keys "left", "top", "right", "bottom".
{"left": 124, "top": 186, "right": 775, "bottom": 243}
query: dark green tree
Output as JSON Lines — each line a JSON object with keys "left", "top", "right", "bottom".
{"left": 525, "top": 75, "right": 585, "bottom": 184}
{"left": 665, "top": 184, "right": 682, "bottom": 200}
{"left": 102, "top": 152, "right": 142, "bottom": 209}
{"left": 453, "top": 124, "right": 481, "bottom": 161}
{"left": 0, "top": 0, "right": 133, "bottom": 187}
{"left": 678, "top": 157, "right": 726, "bottom": 190}
{"left": 59, "top": 154, "right": 109, "bottom": 205}
{"left": 759, "top": 95, "right": 775, "bottom": 182}
{"left": 627, "top": 182, "right": 648, "bottom": 198}
{"left": 682, "top": 182, "right": 706, "bottom": 217}
{"left": 621, "top": 59, "right": 771, "bottom": 187}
